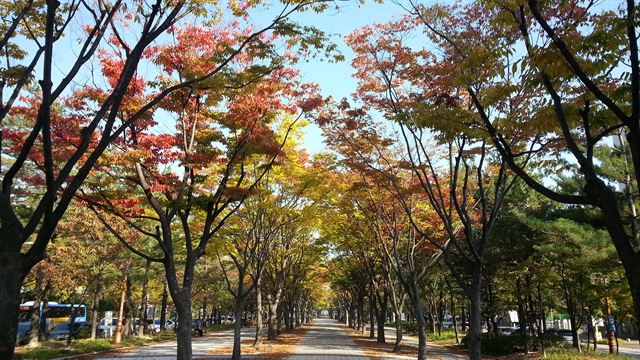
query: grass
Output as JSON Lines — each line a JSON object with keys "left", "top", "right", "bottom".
{"left": 14, "top": 332, "right": 177, "bottom": 360}
{"left": 427, "top": 329, "right": 464, "bottom": 345}
{"left": 497, "top": 348, "right": 635, "bottom": 360}
{"left": 205, "top": 323, "right": 234, "bottom": 333}
{"left": 543, "top": 348, "right": 635, "bottom": 360}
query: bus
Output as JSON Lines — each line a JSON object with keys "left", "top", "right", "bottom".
{"left": 18, "top": 302, "right": 88, "bottom": 334}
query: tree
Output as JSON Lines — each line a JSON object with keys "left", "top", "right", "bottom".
{"left": 408, "top": 0, "right": 640, "bottom": 326}
{"left": 52, "top": 207, "right": 124, "bottom": 340}
{"left": 0, "top": 0, "right": 331, "bottom": 356}
{"left": 319, "top": 17, "right": 518, "bottom": 358}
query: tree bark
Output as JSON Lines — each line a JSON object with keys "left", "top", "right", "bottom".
{"left": 450, "top": 292, "right": 459, "bottom": 344}
{"left": 0, "top": 250, "right": 25, "bottom": 358}
{"left": 277, "top": 304, "right": 283, "bottom": 335}
{"left": 175, "top": 294, "right": 193, "bottom": 360}
{"left": 160, "top": 283, "right": 168, "bottom": 331}
{"left": 28, "top": 268, "right": 47, "bottom": 346}
{"left": 254, "top": 278, "right": 263, "bottom": 348}
{"left": 468, "top": 265, "right": 483, "bottom": 360}
{"left": 376, "top": 290, "right": 387, "bottom": 344}
{"left": 123, "top": 276, "right": 134, "bottom": 337}
{"left": 232, "top": 279, "right": 245, "bottom": 360}
{"left": 410, "top": 273, "right": 427, "bottom": 360}
{"left": 90, "top": 271, "right": 103, "bottom": 339}
{"left": 114, "top": 274, "right": 127, "bottom": 344}
{"left": 267, "top": 288, "right": 282, "bottom": 340}
{"left": 393, "top": 309, "right": 403, "bottom": 352}
{"left": 138, "top": 260, "right": 150, "bottom": 336}
{"left": 369, "top": 297, "right": 375, "bottom": 339}
{"left": 516, "top": 278, "right": 529, "bottom": 354}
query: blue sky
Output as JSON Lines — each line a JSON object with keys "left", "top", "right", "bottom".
{"left": 272, "top": 1, "right": 407, "bottom": 153}
{"left": 17, "top": 1, "right": 405, "bottom": 154}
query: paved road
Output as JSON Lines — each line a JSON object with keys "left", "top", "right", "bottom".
{"left": 94, "top": 327, "right": 256, "bottom": 359}
{"left": 287, "top": 319, "right": 368, "bottom": 360}
{"left": 596, "top": 343, "right": 640, "bottom": 359}
{"left": 88, "top": 320, "right": 469, "bottom": 360}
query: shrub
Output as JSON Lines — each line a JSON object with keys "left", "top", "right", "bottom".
{"left": 74, "top": 339, "right": 115, "bottom": 352}
{"left": 461, "top": 334, "right": 524, "bottom": 355}
{"left": 403, "top": 321, "right": 418, "bottom": 335}
{"left": 76, "top": 326, "right": 91, "bottom": 339}
{"left": 546, "top": 348, "right": 631, "bottom": 359}
{"left": 538, "top": 333, "right": 567, "bottom": 349}
{"left": 427, "top": 330, "right": 459, "bottom": 342}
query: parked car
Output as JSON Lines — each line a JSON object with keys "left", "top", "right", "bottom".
{"left": 132, "top": 318, "right": 162, "bottom": 334}
{"left": 498, "top": 326, "right": 519, "bottom": 335}
{"left": 151, "top": 320, "right": 162, "bottom": 332}
{"left": 98, "top": 317, "right": 118, "bottom": 336}
{"left": 48, "top": 322, "right": 86, "bottom": 340}
{"left": 508, "top": 328, "right": 531, "bottom": 336}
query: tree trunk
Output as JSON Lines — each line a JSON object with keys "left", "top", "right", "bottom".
{"left": 570, "top": 319, "right": 580, "bottom": 351}
{"left": 414, "top": 294, "right": 427, "bottom": 360}
{"left": 592, "top": 318, "right": 598, "bottom": 351}
{"left": 586, "top": 180, "right": 640, "bottom": 330}
{"left": 28, "top": 268, "right": 46, "bottom": 346}
{"left": 516, "top": 278, "right": 529, "bottom": 354}
{"left": 254, "top": 279, "right": 263, "bottom": 348}
{"left": 123, "top": 276, "right": 134, "bottom": 337}
{"left": 461, "top": 302, "right": 467, "bottom": 332}
{"left": 0, "top": 251, "right": 25, "bottom": 359}
{"left": 232, "top": 282, "right": 245, "bottom": 360}
{"left": 39, "top": 285, "right": 50, "bottom": 342}
{"left": 138, "top": 260, "right": 150, "bottom": 336}
{"left": 66, "top": 302, "right": 79, "bottom": 347}
{"left": 393, "top": 309, "right": 403, "bottom": 352}
{"left": 408, "top": 273, "right": 427, "bottom": 360}
{"left": 537, "top": 282, "right": 546, "bottom": 333}
{"left": 90, "top": 273, "right": 102, "bottom": 339}
{"left": 438, "top": 289, "right": 444, "bottom": 337}
{"left": 160, "top": 283, "right": 168, "bottom": 331}
{"left": 451, "top": 292, "right": 459, "bottom": 344}
{"left": 267, "top": 288, "right": 282, "bottom": 340}
{"left": 428, "top": 304, "right": 436, "bottom": 333}
{"left": 376, "top": 295, "right": 387, "bottom": 344}
{"left": 369, "top": 298, "right": 375, "bottom": 339}
{"left": 175, "top": 295, "right": 193, "bottom": 360}
{"left": 468, "top": 265, "right": 483, "bottom": 360}
{"left": 114, "top": 274, "right": 127, "bottom": 344}
{"left": 277, "top": 304, "right": 283, "bottom": 335}
{"left": 586, "top": 312, "right": 592, "bottom": 352}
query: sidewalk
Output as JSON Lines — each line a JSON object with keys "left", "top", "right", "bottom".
{"left": 287, "top": 319, "right": 368, "bottom": 360}
{"left": 93, "top": 328, "right": 254, "bottom": 359}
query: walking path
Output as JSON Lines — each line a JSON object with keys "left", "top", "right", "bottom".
{"left": 93, "top": 328, "right": 254, "bottom": 359}
{"left": 89, "top": 320, "right": 467, "bottom": 360}
{"left": 287, "top": 319, "right": 368, "bottom": 360}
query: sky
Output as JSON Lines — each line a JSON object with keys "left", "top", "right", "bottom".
{"left": 264, "top": 1, "right": 409, "bottom": 153}
{"left": 14, "top": 1, "right": 409, "bottom": 154}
